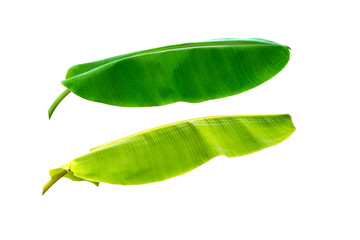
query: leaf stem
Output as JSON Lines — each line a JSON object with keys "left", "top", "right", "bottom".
{"left": 42, "top": 169, "right": 68, "bottom": 195}
{"left": 48, "top": 89, "right": 71, "bottom": 119}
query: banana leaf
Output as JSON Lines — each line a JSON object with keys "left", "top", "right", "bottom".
{"left": 48, "top": 38, "right": 290, "bottom": 118}
{"left": 43, "top": 114, "right": 295, "bottom": 194}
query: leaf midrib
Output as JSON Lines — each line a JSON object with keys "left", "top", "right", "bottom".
{"left": 90, "top": 114, "right": 290, "bottom": 152}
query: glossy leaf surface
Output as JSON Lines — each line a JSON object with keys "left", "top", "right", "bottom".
{"left": 43, "top": 114, "right": 295, "bottom": 194}
{"left": 49, "top": 38, "right": 290, "bottom": 118}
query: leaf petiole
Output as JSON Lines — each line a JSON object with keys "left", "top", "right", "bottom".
{"left": 42, "top": 169, "right": 68, "bottom": 195}
{"left": 48, "top": 89, "right": 71, "bottom": 119}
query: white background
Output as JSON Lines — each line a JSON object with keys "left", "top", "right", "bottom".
{"left": 1, "top": 0, "right": 359, "bottom": 239}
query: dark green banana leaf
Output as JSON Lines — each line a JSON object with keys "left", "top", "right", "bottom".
{"left": 49, "top": 38, "right": 290, "bottom": 118}
{"left": 43, "top": 114, "right": 295, "bottom": 194}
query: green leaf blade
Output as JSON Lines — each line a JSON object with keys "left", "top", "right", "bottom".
{"left": 50, "top": 39, "right": 290, "bottom": 116}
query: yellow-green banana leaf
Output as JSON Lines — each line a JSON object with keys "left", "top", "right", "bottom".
{"left": 43, "top": 114, "right": 295, "bottom": 194}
